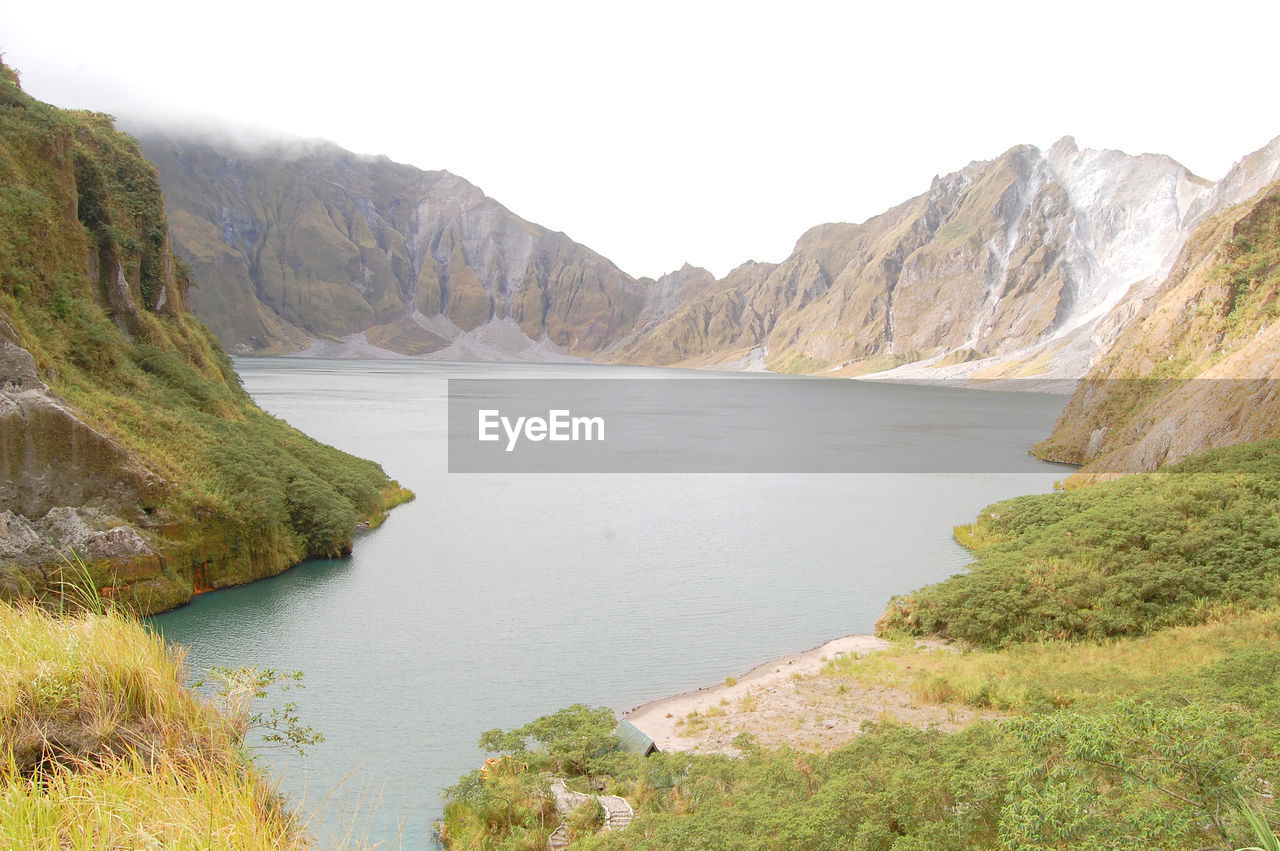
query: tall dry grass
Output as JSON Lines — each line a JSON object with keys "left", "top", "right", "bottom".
{"left": 0, "top": 601, "right": 309, "bottom": 848}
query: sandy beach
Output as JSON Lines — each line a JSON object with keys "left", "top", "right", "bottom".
{"left": 623, "top": 635, "right": 885, "bottom": 752}
{"left": 623, "top": 633, "right": 999, "bottom": 754}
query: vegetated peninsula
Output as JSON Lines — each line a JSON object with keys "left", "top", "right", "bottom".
{"left": 438, "top": 187, "right": 1280, "bottom": 846}
{"left": 0, "top": 64, "right": 410, "bottom": 615}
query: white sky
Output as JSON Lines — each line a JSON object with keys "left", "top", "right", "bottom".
{"left": 3, "top": 1, "right": 1278, "bottom": 280}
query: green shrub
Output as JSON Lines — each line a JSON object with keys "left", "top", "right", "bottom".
{"left": 478, "top": 704, "right": 621, "bottom": 777}
{"left": 878, "top": 441, "right": 1280, "bottom": 647}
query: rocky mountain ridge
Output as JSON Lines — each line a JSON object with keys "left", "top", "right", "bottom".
{"left": 622, "top": 134, "right": 1280, "bottom": 379}
{"left": 1037, "top": 175, "right": 1280, "bottom": 474}
{"left": 141, "top": 128, "right": 1280, "bottom": 385}
{"left": 138, "top": 131, "right": 643, "bottom": 360}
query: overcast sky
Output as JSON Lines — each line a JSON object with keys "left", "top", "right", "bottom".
{"left": 3, "top": 1, "right": 1278, "bottom": 279}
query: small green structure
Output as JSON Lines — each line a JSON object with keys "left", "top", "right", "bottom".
{"left": 615, "top": 720, "right": 658, "bottom": 756}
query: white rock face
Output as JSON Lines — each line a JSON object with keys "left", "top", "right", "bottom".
{"left": 1043, "top": 137, "right": 1211, "bottom": 329}
{"left": 868, "top": 133, "right": 1280, "bottom": 382}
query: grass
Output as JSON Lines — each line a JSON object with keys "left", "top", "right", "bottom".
{"left": 675, "top": 712, "right": 709, "bottom": 737}
{"left": 764, "top": 351, "right": 832, "bottom": 375}
{"left": 0, "top": 750, "right": 304, "bottom": 850}
{"left": 0, "top": 602, "right": 227, "bottom": 773}
{"left": 0, "top": 601, "right": 310, "bottom": 848}
{"left": 830, "top": 607, "right": 1280, "bottom": 714}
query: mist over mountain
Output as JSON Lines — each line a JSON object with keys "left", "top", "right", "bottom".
{"left": 137, "top": 130, "right": 643, "bottom": 362}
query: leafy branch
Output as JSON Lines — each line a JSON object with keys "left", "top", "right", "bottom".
{"left": 195, "top": 666, "right": 324, "bottom": 756}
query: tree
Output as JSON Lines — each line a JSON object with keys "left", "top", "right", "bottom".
{"left": 478, "top": 704, "right": 620, "bottom": 776}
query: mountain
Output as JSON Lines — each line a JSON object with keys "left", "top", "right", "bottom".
{"left": 141, "top": 128, "right": 1280, "bottom": 382}
{"left": 136, "top": 130, "right": 644, "bottom": 360}
{"left": 0, "top": 66, "right": 408, "bottom": 613}
{"left": 610, "top": 136, "right": 1280, "bottom": 377}
{"left": 606, "top": 260, "right": 776, "bottom": 367}
{"left": 1036, "top": 176, "right": 1280, "bottom": 474}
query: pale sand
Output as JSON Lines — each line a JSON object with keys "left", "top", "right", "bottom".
{"left": 624, "top": 635, "right": 888, "bottom": 752}
{"left": 623, "top": 634, "right": 1001, "bottom": 755}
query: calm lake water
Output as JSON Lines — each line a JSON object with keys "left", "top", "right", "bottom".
{"left": 151, "top": 359, "right": 1072, "bottom": 848}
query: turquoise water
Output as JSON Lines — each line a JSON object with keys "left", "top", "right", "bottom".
{"left": 151, "top": 359, "right": 1071, "bottom": 848}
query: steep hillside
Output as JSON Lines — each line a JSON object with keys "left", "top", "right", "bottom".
{"left": 137, "top": 131, "right": 645, "bottom": 359}
{"left": 0, "top": 65, "right": 409, "bottom": 613}
{"left": 606, "top": 261, "right": 775, "bottom": 366}
{"left": 1037, "top": 179, "right": 1280, "bottom": 473}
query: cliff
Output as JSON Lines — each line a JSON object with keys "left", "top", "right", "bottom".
{"left": 610, "top": 136, "right": 1280, "bottom": 377}
{"left": 0, "top": 65, "right": 409, "bottom": 613}
{"left": 1037, "top": 179, "right": 1280, "bottom": 474}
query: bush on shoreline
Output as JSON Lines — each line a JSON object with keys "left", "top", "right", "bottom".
{"left": 877, "top": 440, "right": 1280, "bottom": 647}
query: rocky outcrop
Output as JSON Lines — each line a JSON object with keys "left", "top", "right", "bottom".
{"left": 138, "top": 131, "right": 645, "bottom": 358}
{"left": 1, "top": 335, "right": 158, "bottom": 517}
{"left": 0, "top": 312, "right": 179, "bottom": 608}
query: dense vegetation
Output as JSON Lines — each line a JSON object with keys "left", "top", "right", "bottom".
{"left": 0, "top": 62, "right": 410, "bottom": 611}
{"left": 1214, "top": 188, "right": 1280, "bottom": 341}
{"left": 439, "top": 705, "right": 621, "bottom": 847}
{"left": 877, "top": 441, "right": 1280, "bottom": 647}
{"left": 443, "top": 440, "right": 1280, "bottom": 849}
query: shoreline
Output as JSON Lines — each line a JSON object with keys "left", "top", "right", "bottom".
{"left": 622, "top": 634, "right": 891, "bottom": 752}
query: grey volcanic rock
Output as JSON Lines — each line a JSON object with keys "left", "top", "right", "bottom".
{"left": 137, "top": 131, "right": 645, "bottom": 358}
{"left": 0, "top": 331, "right": 161, "bottom": 596}
{"left": 0, "top": 377, "right": 158, "bottom": 519}
{"left": 0, "top": 507, "right": 154, "bottom": 565}
{"left": 1, "top": 338, "right": 40, "bottom": 389}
